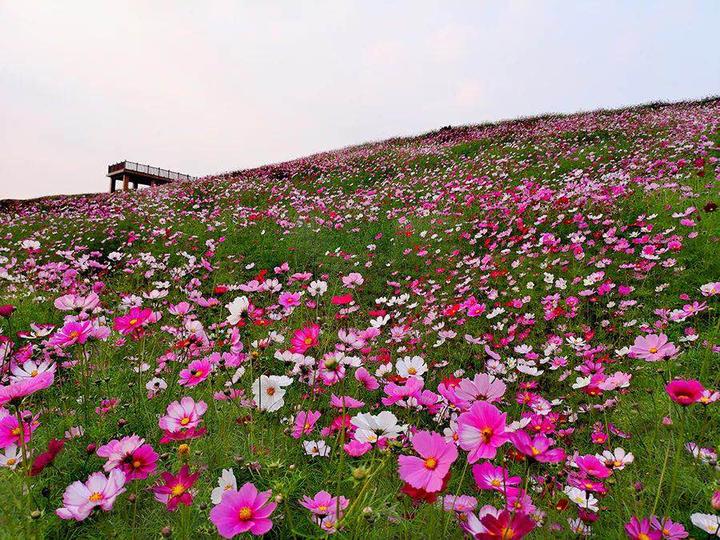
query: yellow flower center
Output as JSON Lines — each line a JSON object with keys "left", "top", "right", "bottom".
{"left": 266, "top": 387, "right": 276, "bottom": 396}
{"left": 318, "top": 505, "right": 328, "bottom": 512}
{"left": 501, "top": 527, "right": 515, "bottom": 540}
{"left": 648, "top": 347, "right": 658, "bottom": 354}
{"left": 424, "top": 457, "right": 438, "bottom": 470}
{"left": 6, "top": 458, "right": 16, "bottom": 466}
{"left": 132, "top": 460, "right": 142, "bottom": 468}
{"left": 192, "top": 370, "right": 204, "bottom": 377}
{"left": 490, "top": 478, "right": 502, "bottom": 487}
{"left": 171, "top": 483, "right": 186, "bottom": 497}
{"left": 481, "top": 428, "right": 493, "bottom": 443}
{"left": 238, "top": 506, "right": 252, "bottom": 520}
{"left": 638, "top": 534, "right": 651, "bottom": 540}
{"left": 530, "top": 446, "right": 541, "bottom": 456}
{"left": 70, "top": 331, "right": 80, "bottom": 338}
{"left": 30, "top": 370, "right": 39, "bottom": 377}
{"left": 11, "top": 427, "right": 22, "bottom": 436}
{"left": 180, "top": 417, "right": 190, "bottom": 426}
{"left": 129, "top": 318, "right": 138, "bottom": 326}
{"left": 304, "top": 337, "right": 313, "bottom": 345}
{"left": 407, "top": 367, "right": 417, "bottom": 375}
{"left": 89, "top": 492, "right": 103, "bottom": 502}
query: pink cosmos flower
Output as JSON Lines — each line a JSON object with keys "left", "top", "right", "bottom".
{"left": 56, "top": 469, "right": 126, "bottom": 521}
{"left": 456, "top": 401, "right": 509, "bottom": 463}
{"left": 509, "top": 430, "right": 566, "bottom": 463}
{"left": 575, "top": 454, "right": 612, "bottom": 479}
{"left": 48, "top": 320, "right": 93, "bottom": 347}
{"left": 158, "top": 396, "right": 207, "bottom": 433}
{"left": 472, "top": 462, "right": 521, "bottom": 492}
{"left": 278, "top": 292, "right": 302, "bottom": 309}
{"left": 0, "top": 409, "right": 39, "bottom": 448}
{"left": 665, "top": 379, "right": 704, "bottom": 406}
{"left": 210, "top": 482, "right": 277, "bottom": 537}
{"left": 292, "top": 410, "right": 321, "bottom": 439}
{"left": 0, "top": 370, "right": 54, "bottom": 406}
{"left": 97, "top": 435, "right": 158, "bottom": 480}
{"left": 625, "top": 516, "right": 661, "bottom": 540}
{"left": 650, "top": 517, "right": 688, "bottom": 539}
{"left": 152, "top": 465, "right": 200, "bottom": 511}
{"left": 113, "top": 306, "right": 153, "bottom": 336}
{"left": 629, "top": 334, "right": 678, "bottom": 361}
{"left": 478, "top": 509, "right": 536, "bottom": 539}
{"left": 299, "top": 490, "right": 349, "bottom": 517}
{"left": 355, "top": 367, "right": 379, "bottom": 390}
{"left": 398, "top": 430, "right": 458, "bottom": 492}
{"left": 453, "top": 373, "right": 507, "bottom": 409}
{"left": 290, "top": 324, "right": 320, "bottom": 354}
{"left": 178, "top": 358, "right": 212, "bottom": 387}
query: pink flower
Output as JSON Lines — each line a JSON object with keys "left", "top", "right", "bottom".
{"left": 48, "top": 320, "right": 93, "bottom": 347}
{"left": 478, "top": 509, "right": 536, "bottom": 539}
{"left": 278, "top": 292, "right": 302, "bottom": 309}
{"left": 472, "top": 462, "right": 521, "bottom": 492}
{"left": 457, "top": 401, "right": 509, "bottom": 463}
{"left": 292, "top": 410, "right": 321, "bottom": 439}
{"left": 56, "top": 469, "right": 126, "bottom": 521}
{"left": 210, "top": 482, "right": 277, "bottom": 537}
{"left": 509, "top": 430, "right": 566, "bottom": 463}
{"left": 113, "top": 306, "right": 153, "bottom": 336}
{"left": 299, "top": 490, "right": 349, "bottom": 517}
{"left": 158, "top": 396, "right": 207, "bottom": 433}
{"left": 178, "top": 358, "right": 212, "bottom": 387}
{"left": 629, "top": 334, "right": 678, "bottom": 362}
{"left": 152, "top": 465, "right": 200, "bottom": 511}
{"left": 0, "top": 370, "right": 54, "bottom": 406}
{"left": 625, "top": 516, "right": 661, "bottom": 540}
{"left": 453, "top": 373, "right": 507, "bottom": 409}
{"left": 575, "top": 454, "right": 611, "bottom": 479}
{"left": 343, "top": 439, "right": 372, "bottom": 457}
{"left": 398, "top": 430, "right": 458, "bottom": 493}
{"left": 0, "top": 409, "right": 39, "bottom": 448}
{"left": 665, "top": 379, "right": 704, "bottom": 406}
{"left": 97, "top": 435, "right": 158, "bottom": 480}
{"left": 290, "top": 324, "right": 320, "bottom": 354}
{"left": 355, "top": 367, "right": 379, "bottom": 390}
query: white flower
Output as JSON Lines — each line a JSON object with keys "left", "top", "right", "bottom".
{"left": 251, "top": 375, "right": 293, "bottom": 412}
{"left": 563, "top": 487, "right": 598, "bottom": 512}
{"left": 351, "top": 411, "right": 406, "bottom": 443}
{"left": 146, "top": 377, "right": 167, "bottom": 396}
{"left": 211, "top": 469, "right": 237, "bottom": 505}
{"left": 597, "top": 447, "right": 634, "bottom": 470}
{"left": 9, "top": 360, "right": 56, "bottom": 382}
{"left": 691, "top": 513, "right": 720, "bottom": 536}
{"left": 225, "top": 296, "right": 249, "bottom": 325}
{"left": 0, "top": 445, "right": 22, "bottom": 469}
{"left": 396, "top": 356, "right": 427, "bottom": 378}
{"left": 303, "top": 440, "right": 330, "bottom": 457}
{"left": 308, "top": 280, "right": 328, "bottom": 297}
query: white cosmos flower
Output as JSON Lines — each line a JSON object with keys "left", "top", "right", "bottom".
{"left": 563, "top": 487, "right": 598, "bottom": 512}
{"left": 351, "top": 411, "right": 406, "bottom": 443}
{"left": 691, "top": 513, "right": 720, "bottom": 536}
{"left": 303, "top": 440, "right": 330, "bottom": 457}
{"left": 0, "top": 445, "right": 22, "bottom": 469}
{"left": 396, "top": 356, "right": 427, "bottom": 378}
{"left": 211, "top": 469, "right": 237, "bottom": 505}
{"left": 225, "top": 296, "right": 249, "bottom": 325}
{"left": 308, "top": 280, "right": 328, "bottom": 297}
{"left": 597, "top": 448, "right": 634, "bottom": 470}
{"left": 251, "top": 375, "right": 293, "bottom": 412}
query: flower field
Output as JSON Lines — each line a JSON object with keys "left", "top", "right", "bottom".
{"left": 0, "top": 99, "right": 719, "bottom": 539}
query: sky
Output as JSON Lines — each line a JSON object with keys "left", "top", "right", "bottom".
{"left": 1, "top": 1, "right": 719, "bottom": 200}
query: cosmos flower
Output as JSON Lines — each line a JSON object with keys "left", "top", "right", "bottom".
{"left": 665, "top": 379, "right": 704, "bottom": 406}
{"left": 292, "top": 410, "right": 321, "bottom": 439}
{"left": 96, "top": 435, "right": 158, "bottom": 480}
{"left": 178, "top": 358, "right": 212, "bottom": 387}
{"left": 629, "top": 334, "right": 678, "bottom": 361}
{"left": 56, "top": 469, "right": 126, "bottom": 521}
{"left": 158, "top": 397, "right": 207, "bottom": 433}
{"left": 210, "top": 482, "right": 277, "bottom": 537}
{"left": 251, "top": 375, "right": 293, "bottom": 412}
{"left": 290, "top": 324, "right": 320, "bottom": 354}
{"left": 152, "top": 465, "right": 200, "bottom": 511}
{"left": 398, "top": 430, "right": 458, "bottom": 493}
{"left": 0, "top": 370, "right": 54, "bottom": 406}
{"left": 456, "top": 401, "right": 509, "bottom": 463}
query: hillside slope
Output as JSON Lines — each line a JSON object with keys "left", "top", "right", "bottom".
{"left": 0, "top": 99, "right": 719, "bottom": 539}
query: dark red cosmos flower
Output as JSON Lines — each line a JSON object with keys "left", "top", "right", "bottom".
{"left": 0, "top": 305, "right": 15, "bottom": 318}
{"left": 29, "top": 438, "right": 65, "bottom": 476}
{"left": 331, "top": 294, "right": 353, "bottom": 305}
{"left": 401, "top": 471, "right": 451, "bottom": 505}
{"left": 213, "top": 285, "right": 228, "bottom": 295}
{"left": 477, "top": 510, "right": 536, "bottom": 539}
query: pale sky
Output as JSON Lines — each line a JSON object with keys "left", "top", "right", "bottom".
{"left": 1, "top": 1, "right": 718, "bottom": 200}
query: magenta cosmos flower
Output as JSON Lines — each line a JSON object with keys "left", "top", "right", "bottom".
{"left": 457, "top": 401, "right": 509, "bottom": 463}
{"left": 152, "top": 465, "right": 200, "bottom": 511}
{"left": 97, "top": 434, "right": 158, "bottom": 480}
{"left": 629, "top": 333, "right": 678, "bottom": 362}
{"left": 509, "top": 430, "right": 566, "bottom": 463}
{"left": 0, "top": 409, "right": 39, "bottom": 448}
{"left": 665, "top": 379, "right": 705, "bottom": 406}
{"left": 210, "top": 482, "right": 277, "bottom": 537}
{"left": 625, "top": 516, "right": 661, "bottom": 540}
{"left": 178, "top": 358, "right": 212, "bottom": 387}
{"left": 292, "top": 410, "right": 321, "bottom": 439}
{"left": 113, "top": 306, "right": 153, "bottom": 335}
{"left": 398, "top": 430, "right": 458, "bottom": 492}
{"left": 0, "top": 370, "right": 54, "bottom": 406}
{"left": 299, "top": 490, "right": 349, "bottom": 518}
{"left": 158, "top": 396, "right": 207, "bottom": 432}
{"left": 48, "top": 320, "right": 93, "bottom": 347}
{"left": 56, "top": 469, "right": 126, "bottom": 521}
{"left": 290, "top": 323, "right": 320, "bottom": 354}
